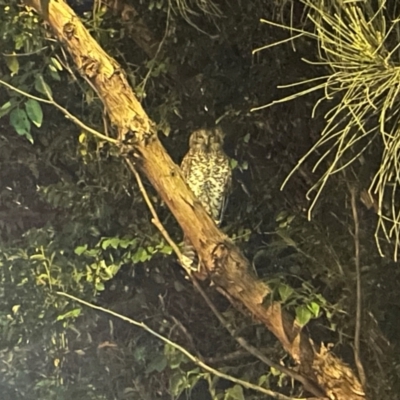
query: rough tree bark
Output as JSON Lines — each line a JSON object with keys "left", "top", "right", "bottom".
{"left": 22, "top": 1, "right": 366, "bottom": 399}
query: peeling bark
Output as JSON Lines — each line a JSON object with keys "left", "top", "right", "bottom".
{"left": 23, "top": 1, "right": 366, "bottom": 398}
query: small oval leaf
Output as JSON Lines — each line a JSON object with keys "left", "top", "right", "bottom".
{"left": 278, "top": 283, "right": 294, "bottom": 302}
{"left": 295, "top": 305, "right": 312, "bottom": 327}
{"left": 225, "top": 384, "right": 245, "bottom": 400}
{"left": 35, "top": 75, "right": 52, "bottom": 97}
{"left": 25, "top": 99, "right": 43, "bottom": 127}
{"left": 5, "top": 54, "right": 19, "bottom": 75}
{"left": 10, "top": 108, "right": 32, "bottom": 142}
{"left": 308, "top": 301, "right": 320, "bottom": 318}
{"left": 0, "top": 101, "right": 13, "bottom": 118}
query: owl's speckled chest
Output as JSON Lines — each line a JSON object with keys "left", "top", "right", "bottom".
{"left": 181, "top": 150, "right": 213, "bottom": 214}
{"left": 184, "top": 151, "right": 209, "bottom": 195}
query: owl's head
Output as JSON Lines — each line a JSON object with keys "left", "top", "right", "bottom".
{"left": 209, "top": 126, "right": 225, "bottom": 152}
{"left": 189, "top": 129, "right": 210, "bottom": 151}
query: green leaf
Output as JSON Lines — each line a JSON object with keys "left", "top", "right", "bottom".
{"left": 0, "top": 101, "right": 13, "bottom": 118}
{"left": 25, "top": 99, "right": 43, "bottom": 127}
{"left": 166, "top": 346, "right": 188, "bottom": 369}
{"left": 101, "top": 238, "right": 120, "bottom": 250}
{"left": 104, "top": 264, "right": 120, "bottom": 279}
{"left": 187, "top": 367, "right": 201, "bottom": 382}
{"left": 48, "top": 66, "right": 61, "bottom": 81}
{"left": 258, "top": 374, "right": 269, "bottom": 386}
{"left": 145, "top": 354, "right": 167, "bottom": 374}
{"left": 169, "top": 371, "right": 188, "bottom": 396}
{"left": 34, "top": 75, "right": 52, "bottom": 97}
{"left": 224, "top": 384, "right": 244, "bottom": 400}
{"left": 56, "top": 308, "right": 81, "bottom": 321}
{"left": 161, "top": 245, "right": 173, "bottom": 254}
{"left": 74, "top": 245, "right": 88, "bottom": 255}
{"left": 5, "top": 54, "right": 19, "bottom": 75}
{"left": 12, "top": 305, "right": 21, "bottom": 314}
{"left": 270, "top": 366, "right": 281, "bottom": 376}
{"left": 85, "top": 248, "right": 100, "bottom": 257}
{"left": 119, "top": 238, "right": 135, "bottom": 249}
{"left": 10, "top": 108, "right": 32, "bottom": 142}
{"left": 315, "top": 293, "right": 327, "bottom": 305}
{"left": 295, "top": 305, "right": 312, "bottom": 327}
{"left": 133, "top": 247, "right": 150, "bottom": 263}
{"left": 133, "top": 345, "right": 147, "bottom": 362}
{"left": 308, "top": 301, "right": 320, "bottom": 318}
{"left": 278, "top": 283, "right": 294, "bottom": 302}
{"left": 50, "top": 57, "right": 63, "bottom": 71}
{"left": 30, "top": 254, "right": 46, "bottom": 260}
{"left": 276, "top": 211, "right": 289, "bottom": 221}
{"left": 230, "top": 158, "right": 238, "bottom": 169}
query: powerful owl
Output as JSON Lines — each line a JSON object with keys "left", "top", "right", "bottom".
{"left": 180, "top": 127, "right": 232, "bottom": 273}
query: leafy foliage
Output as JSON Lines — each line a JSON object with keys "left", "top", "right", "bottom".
{"left": 260, "top": 0, "right": 400, "bottom": 260}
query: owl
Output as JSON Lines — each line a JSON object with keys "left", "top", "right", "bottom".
{"left": 180, "top": 127, "right": 232, "bottom": 273}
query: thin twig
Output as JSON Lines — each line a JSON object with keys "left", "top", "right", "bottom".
{"left": 0, "top": 79, "right": 117, "bottom": 144}
{"left": 204, "top": 349, "right": 250, "bottom": 364}
{"left": 56, "top": 291, "right": 307, "bottom": 400}
{"left": 2, "top": 47, "right": 49, "bottom": 56}
{"left": 349, "top": 186, "right": 367, "bottom": 388}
